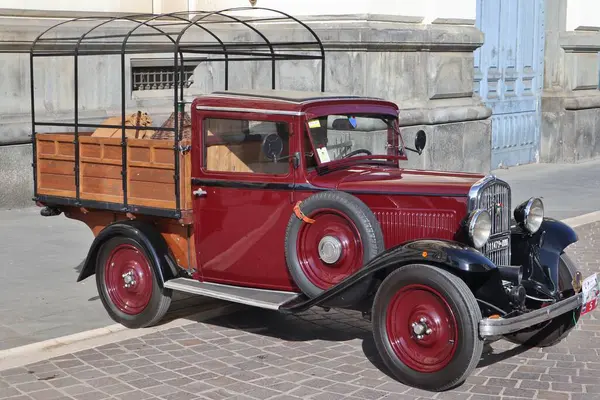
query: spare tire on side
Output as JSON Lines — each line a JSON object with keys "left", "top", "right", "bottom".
{"left": 284, "top": 190, "right": 385, "bottom": 307}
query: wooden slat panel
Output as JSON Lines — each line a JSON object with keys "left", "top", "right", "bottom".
{"left": 39, "top": 173, "right": 76, "bottom": 192}
{"left": 81, "top": 176, "right": 123, "bottom": 197}
{"left": 80, "top": 142, "right": 102, "bottom": 159}
{"left": 129, "top": 146, "right": 151, "bottom": 163}
{"left": 129, "top": 180, "right": 175, "bottom": 203}
{"left": 129, "top": 197, "right": 175, "bottom": 209}
{"left": 103, "top": 144, "right": 123, "bottom": 161}
{"left": 57, "top": 142, "right": 75, "bottom": 157}
{"left": 36, "top": 133, "right": 192, "bottom": 213}
{"left": 38, "top": 140, "right": 58, "bottom": 156}
{"left": 154, "top": 147, "right": 176, "bottom": 165}
{"left": 82, "top": 162, "right": 122, "bottom": 180}
{"left": 38, "top": 159, "right": 74, "bottom": 175}
{"left": 129, "top": 166, "right": 174, "bottom": 184}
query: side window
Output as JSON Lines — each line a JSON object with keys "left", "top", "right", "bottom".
{"left": 203, "top": 117, "right": 290, "bottom": 175}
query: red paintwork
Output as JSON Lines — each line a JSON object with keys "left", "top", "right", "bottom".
{"left": 104, "top": 244, "right": 152, "bottom": 315}
{"left": 296, "top": 208, "right": 364, "bottom": 289}
{"left": 308, "top": 166, "right": 481, "bottom": 196}
{"left": 385, "top": 284, "right": 458, "bottom": 373}
{"left": 189, "top": 91, "right": 485, "bottom": 291}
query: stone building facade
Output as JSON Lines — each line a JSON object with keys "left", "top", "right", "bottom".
{"left": 0, "top": 0, "right": 598, "bottom": 208}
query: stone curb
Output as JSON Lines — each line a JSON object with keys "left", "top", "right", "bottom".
{"left": 0, "top": 303, "right": 244, "bottom": 371}
{"left": 561, "top": 210, "right": 600, "bottom": 229}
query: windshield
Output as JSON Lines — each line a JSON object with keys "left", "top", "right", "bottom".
{"left": 306, "top": 114, "right": 405, "bottom": 165}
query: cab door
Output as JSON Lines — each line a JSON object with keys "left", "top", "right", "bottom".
{"left": 191, "top": 111, "right": 299, "bottom": 291}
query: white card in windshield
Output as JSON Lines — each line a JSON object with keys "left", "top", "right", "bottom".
{"left": 316, "top": 147, "right": 331, "bottom": 163}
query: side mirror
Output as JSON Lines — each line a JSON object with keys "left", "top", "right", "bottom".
{"left": 404, "top": 129, "right": 427, "bottom": 156}
{"left": 415, "top": 130, "right": 426, "bottom": 154}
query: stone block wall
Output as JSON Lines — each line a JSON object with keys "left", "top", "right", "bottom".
{"left": 0, "top": 14, "right": 490, "bottom": 209}
{"left": 541, "top": 1, "right": 600, "bottom": 163}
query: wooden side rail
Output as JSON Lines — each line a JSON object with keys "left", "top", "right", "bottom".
{"left": 36, "top": 133, "right": 192, "bottom": 211}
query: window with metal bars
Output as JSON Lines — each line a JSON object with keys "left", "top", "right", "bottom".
{"left": 131, "top": 60, "right": 195, "bottom": 91}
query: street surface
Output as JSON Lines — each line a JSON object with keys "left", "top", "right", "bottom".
{"left": 0, "top": 207, "right": 216, "bottom": 350}
{"left": 0, "top": 220, "right": 599, "bottom": 399}
{"left": 493, "top": 158, "right": 600, "bottom": 220}
{"left": 0, "top": 159, "right": 598, "bottom": 350}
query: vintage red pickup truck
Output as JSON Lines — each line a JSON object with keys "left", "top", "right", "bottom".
{"left": 29, "top": 7, "right": 599, "bottom": 392}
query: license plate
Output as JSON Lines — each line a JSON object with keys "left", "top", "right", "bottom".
{"left": 488, "top": 237, "right": 509, "bottom": 251}
{"left": 581, "top": 273, "right": 600, "bottom": 316}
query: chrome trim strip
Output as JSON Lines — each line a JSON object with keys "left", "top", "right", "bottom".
{"left": 468, "top": 174, "right": 497, "bottom": 212}
{"left": 164, "top": 278, "right": 302, "bottom": 310}
{"left": 195, "top": 105, "right": 305, "bottom": 116}
{"left": 479, "top": 293, "right": 583, "bottom": 337}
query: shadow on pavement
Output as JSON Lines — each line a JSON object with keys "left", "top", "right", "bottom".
{"left": 186, "top": 304, "right": 527, "bottom": 383}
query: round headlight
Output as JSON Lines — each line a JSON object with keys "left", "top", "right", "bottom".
{"left": 524, "top": 198, "right": 544, "bottom": 233}
{"left": 468, "top": 210, "right": 492, "bottom": 249}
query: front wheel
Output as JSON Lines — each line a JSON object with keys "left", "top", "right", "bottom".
{"left": 372, "top": 264, "right": 483, "bottom": 392}
{"left": 504, "top": 252, "right": 581, "bottom": 347}
{"left": 96, "top": 236, "right": 172, "bottom": 329}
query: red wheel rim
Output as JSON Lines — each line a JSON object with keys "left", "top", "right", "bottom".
{"left": 104, "top": 244, "right": 153, "bottom": 315}
{"left": 385, "top": 284, "right": 458, "bottom": 373}
{"left": 296, "top": 209, "right": 364, "bottom": 290}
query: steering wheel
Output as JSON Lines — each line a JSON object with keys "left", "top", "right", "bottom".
{"left": 342, "top": 149, "right": 372, "bottom": 159}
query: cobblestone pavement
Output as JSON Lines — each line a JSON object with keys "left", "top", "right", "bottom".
{"left": 1, "top": 222, "right": 600, "bottom": 400}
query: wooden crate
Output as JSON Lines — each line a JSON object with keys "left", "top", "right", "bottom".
{"left": 36, "top": 133, "right": 192, "bottom": 211}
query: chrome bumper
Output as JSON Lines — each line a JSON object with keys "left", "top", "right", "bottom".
{"left": 479, "top": 292, "right": 583, "bottom": 337}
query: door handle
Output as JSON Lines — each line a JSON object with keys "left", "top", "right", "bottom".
{"left": 193, "top": 188, "right": 207, "bottom": 197}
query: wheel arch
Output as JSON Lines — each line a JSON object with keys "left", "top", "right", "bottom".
{"left": 77, "top": 220, "right": 179, "bottom": 288}
{"left": 281, "top": 238, "right": 509, "bottom": 313}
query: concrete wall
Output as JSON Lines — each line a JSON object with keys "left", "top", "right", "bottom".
{"left": 541, "top": 0, "right": 600, "bottom": 163}
{"left": 197, "top": 0, "right": 476, "bottom": 23}
{"left": 0, "top": 5, "right": 489, "bottom": 209}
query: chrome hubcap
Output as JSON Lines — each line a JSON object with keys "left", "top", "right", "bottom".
{"left": 318, "top": 236, "right": 343, "bottom": 264}
{"left": 122, "top": 270, "right": 136, "bottom": 288}
{"left": 411, "top": 317, "right": 433, "bottom": 340}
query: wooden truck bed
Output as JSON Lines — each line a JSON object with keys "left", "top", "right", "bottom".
{"left": 35, "top": 133, "right": 193, "bottom": 212}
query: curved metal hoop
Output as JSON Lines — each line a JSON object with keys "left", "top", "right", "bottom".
{"left": 29, "top": 7, "right": 326, "bottom": 219}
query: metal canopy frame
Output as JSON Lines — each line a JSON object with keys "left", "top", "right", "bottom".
{"left": 29, "top": 7, "right": 326, "bottom": 219}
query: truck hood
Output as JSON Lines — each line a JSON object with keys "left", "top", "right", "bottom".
{"left": 309, "top": 166, "right": 483, "bottom": 196}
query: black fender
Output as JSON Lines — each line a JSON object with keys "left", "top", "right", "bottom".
{"left": 280, "top": 238, "right": 509, "bottom": 313}
{"left": 77, "top": 220, "right": 179, "bottom": 288}
{"left": 511, "top": 217, "right": 579, "bottom": 297}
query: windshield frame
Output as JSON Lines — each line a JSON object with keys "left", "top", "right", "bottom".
{"left": 303, "top": 112, "right": 408, "bottom": 172}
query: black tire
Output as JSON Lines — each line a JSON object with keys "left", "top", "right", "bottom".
{"left": 96, "top": 236, "right": 172, "bottom": 329}
{"left": 504, "top": 252, "right": 581, "bottom": 347}
{"left": 372, "top": 264, "right": 483, "bottom": 392}
{"left": 284, "top": 190, "right": 385, "bottom": 307}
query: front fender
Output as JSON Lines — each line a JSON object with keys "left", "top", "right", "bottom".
{"left": 77, "top": 220, "right": 179, "bottom": 288}
{"left": 511, "top": 217, "right": 578, "bottom": 296}
{"left": 281, "top": 239, "right": 505, "bottom": 312}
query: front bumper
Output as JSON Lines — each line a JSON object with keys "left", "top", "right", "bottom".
{"left": 479, "top": 292, "right": 583, "bottom": 337}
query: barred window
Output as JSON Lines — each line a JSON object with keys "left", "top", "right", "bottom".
{"left": 131, "top": 59, "right": 195, "bottom": 91}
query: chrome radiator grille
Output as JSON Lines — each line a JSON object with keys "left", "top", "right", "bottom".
{"left": 469, "top": 176, "right": 511, "bottom": 266}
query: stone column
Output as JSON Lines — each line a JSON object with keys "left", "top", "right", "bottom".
{"left": 541, "top": 0, "right": 600, "bottom": 162}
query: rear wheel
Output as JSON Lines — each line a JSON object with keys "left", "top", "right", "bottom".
{"left": 372, "top": 264, "right": 483, "bottom": 392}
{"left": 96, "top": 236, "right": 172, "bottom": 329}
{"left": 504, "top": 252, "right": 581, "bottom": 347}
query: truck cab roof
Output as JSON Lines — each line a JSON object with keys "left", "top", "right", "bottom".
{"left": 192, "top": 89, "right": 399, "bottom": 115}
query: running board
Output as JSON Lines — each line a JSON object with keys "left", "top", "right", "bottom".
{"left": 164, "top": 278, "right": 302, "bottom": 310}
